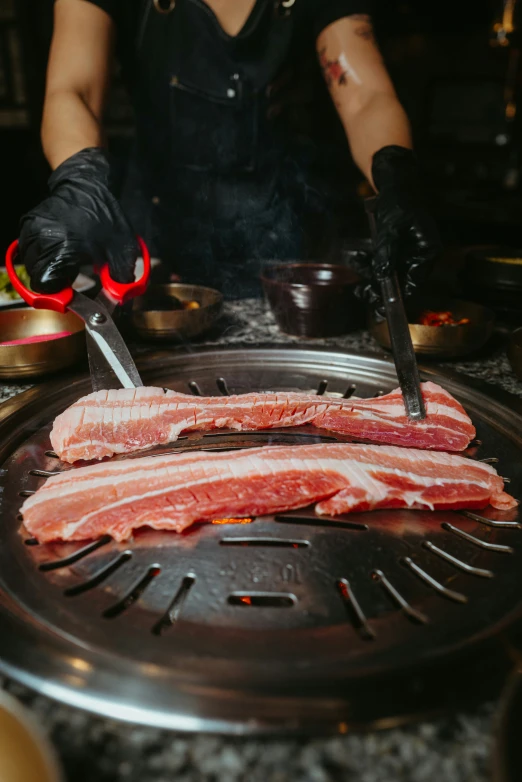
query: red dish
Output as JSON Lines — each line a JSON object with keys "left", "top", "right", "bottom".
{"left": 0, "top": 331, "right": 73, "bottom": 347}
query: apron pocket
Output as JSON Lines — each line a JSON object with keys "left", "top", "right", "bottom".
{"left": 170, "top": 78, "right": 258, "bottom": 173}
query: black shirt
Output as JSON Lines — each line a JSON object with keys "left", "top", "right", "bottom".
{"left": 84, "top": 0, "right": 372, "bottom": 84}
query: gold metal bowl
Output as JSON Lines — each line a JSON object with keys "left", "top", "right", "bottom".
{"left": 0, "top": 689, "right": 63, "bottom": 781}
{"left": 0, "top": 309, "right": 85, "bottom": 379}
{"left": 370, "top": 297, "right": 495, "bottom": 359}
{"left": 132, "top": 283, "right": 223, "bottom": 341}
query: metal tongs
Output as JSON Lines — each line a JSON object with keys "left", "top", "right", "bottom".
{"left": 5, "top": 238, "right": 151, "bottom": 392}
{"left": 365, "top": 197, "right": 426, "bottom": 421}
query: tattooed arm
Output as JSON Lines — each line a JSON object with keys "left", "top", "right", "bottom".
{"left": 316, "top": 14, "right": 441, "bottom": 305}
{"left": 317, "top": 15, "right": 411, "bottom": 187}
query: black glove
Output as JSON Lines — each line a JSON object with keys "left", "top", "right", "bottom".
{"left": 19, "top": 147, "right": 137, "bottom": 293}
{"left": 360, "top": 145, "right": 442, "bottom": 310}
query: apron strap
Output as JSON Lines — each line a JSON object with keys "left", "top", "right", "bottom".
{"left": 276, "top": 0, "right": 297, "bottom": 18}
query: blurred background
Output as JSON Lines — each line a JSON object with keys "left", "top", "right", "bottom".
{"left": 5, "top": 0, "right": 522, "bottom": 253}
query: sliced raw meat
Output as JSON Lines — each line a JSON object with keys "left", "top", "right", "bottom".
{"left": 50, "top": 381, "right": 475, "bottom": 463}
{"left": 21, "top": 443, "right": 514, "bottom": 543}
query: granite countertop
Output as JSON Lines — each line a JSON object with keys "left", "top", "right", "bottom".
{"left": 1, "top": 297, "right": 520, "bottom": 782}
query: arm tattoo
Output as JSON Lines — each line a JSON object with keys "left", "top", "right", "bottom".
{"left": 318, "top": 48, "right": 348, "bottom": 87}
{"left": 350, "top": 13, "right": 375, "bottom": 42}
{"left": 318, "top": 15, "right": 376, "bottom": 89}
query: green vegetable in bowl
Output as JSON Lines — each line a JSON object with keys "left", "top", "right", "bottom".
{"left": 0, "top": 266, "right": 31, "bottom": 300}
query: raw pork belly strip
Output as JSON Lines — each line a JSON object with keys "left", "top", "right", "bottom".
{"left": 50, "top": 381, "right": 475, "bottom": 463}
{"left": 22, "top": 443, "right": 514, "bottom": 543}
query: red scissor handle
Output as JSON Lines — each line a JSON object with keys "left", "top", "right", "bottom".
{"left": 5, "top": 240, "right": 73, "bottom": 313}
{"left": 5, "top": 237, "right": 150, "bottom": 314}
{"left": 97, "top": 236, "right": 151, "bottom": 305}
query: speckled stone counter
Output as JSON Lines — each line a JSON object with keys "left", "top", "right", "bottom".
{"left": 1, "top": 297, "right": 520, "bottom": 782}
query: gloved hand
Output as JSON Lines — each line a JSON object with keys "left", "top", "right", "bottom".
{"left": 360, "top": 145, "right": 442, "bottom": 311}
{"left": 19, "top": 147, "right": 137, "bottom": 293}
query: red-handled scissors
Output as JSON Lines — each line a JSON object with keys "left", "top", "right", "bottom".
{"left": 5, "top": 238, "right": 150, "bottom": 391}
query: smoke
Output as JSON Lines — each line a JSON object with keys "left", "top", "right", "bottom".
{"left": 120, "top": 144, "right": 343, "bottom": 300}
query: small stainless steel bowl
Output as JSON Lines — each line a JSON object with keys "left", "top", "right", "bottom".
{"left": 132, "top": 283, "right": 223, "bottom": 341}
{"left": 370, "top": 297, "right": 495, "bottom": 359}
{"left": 0, "top": 309, "right": 85, "bottom": 379}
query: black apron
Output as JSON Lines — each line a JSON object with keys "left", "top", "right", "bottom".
{"left": 120, "top": 0, "right": 325, "bottom": 297}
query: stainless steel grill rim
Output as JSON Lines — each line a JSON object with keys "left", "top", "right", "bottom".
{"left": 0, "top": 347, "right": 520, "bottom": 734}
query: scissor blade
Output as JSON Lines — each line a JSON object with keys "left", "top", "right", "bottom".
{"left": 86, "top": 331, "right": 110, "bottom": 392}
{"left": 86, "top": 291, "right": 134, "bottom": 390}
{"left": 85, "top": 328, "right": 141, "bottom": 389}
{"left": 95, "top": 288, "right": 117, "bottom": 317}
{"left": 85, "top": 330, "right": 138, "bottom": 391}
{"left": 69, "top": 293, "right": 142, "bottom": 391}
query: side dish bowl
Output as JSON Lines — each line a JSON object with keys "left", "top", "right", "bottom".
{"left": 0, "top": 309, "right": 85, "bottom": 379}
{"left": 261, "top": 263, "right": 362, "bottom": 338}
{"left": 0, "top": 689, "right": 63, "bottom": 782}
{"left": 370, "top": 297, "right": 495, "bottom": 358}
{"left": 132, "top": 283, "right": 223, "bottom": 341}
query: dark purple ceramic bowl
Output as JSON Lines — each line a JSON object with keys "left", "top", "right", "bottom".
{"left": 261, "top": 263, "right": 362, "bottom": 338}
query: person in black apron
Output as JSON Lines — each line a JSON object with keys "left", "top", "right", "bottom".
{"left": 18, "top": 0, "right": 441, "bottom": 303}
{"left": 122, "top": 0, "right": 323, "bottom": 297}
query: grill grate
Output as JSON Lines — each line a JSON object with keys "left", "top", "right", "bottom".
{"left": 0, "top": 348, "right": 521, "bottom": 733}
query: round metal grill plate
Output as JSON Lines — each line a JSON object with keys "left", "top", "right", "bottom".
{"left": 0, "top": 348, "right": 521, "bottom": 733}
